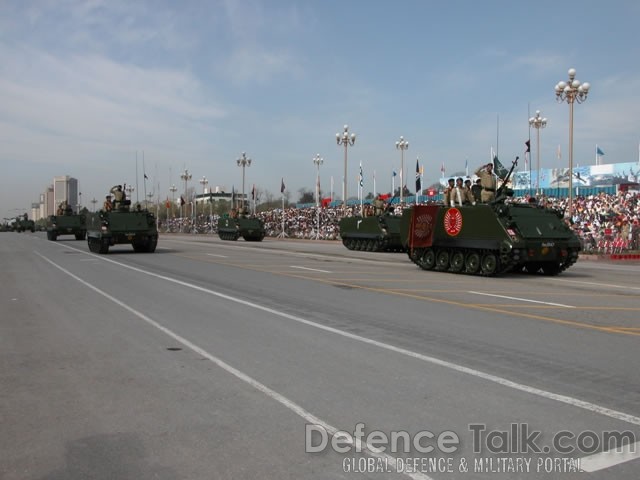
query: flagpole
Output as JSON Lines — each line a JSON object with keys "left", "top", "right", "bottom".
{"left": 595, "top": 144, "right": 598, "bottom": 165}
{"left": 392, "top": 172, "right": 395, "bottom": 195}
{"left": 373, "top": 170, "right": 376, "bottom": 197}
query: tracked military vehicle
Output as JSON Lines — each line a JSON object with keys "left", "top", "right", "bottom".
{"left": 402, "top": 157, "right": 581, "bottom": 276}
{"left": 217, "top": 211, "right": 265, "bottom": 241}
{"left": 46, "top": 212, "right": 86, "bottom": 241}
{"left": 14, "top": 214, "right": 35, "bottom": 233}
{"left": 86, "top": 200, "right": 158, "bottom": 254}
{"left": 339, "top": 213, "right": 405, "bottom": 252}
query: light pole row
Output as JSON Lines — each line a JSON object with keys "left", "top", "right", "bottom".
{"left": 555, "top": 68, "right": 590, "bottom": 219}
{"left": 528, "top": 110, "right": 547, "bottom": 196}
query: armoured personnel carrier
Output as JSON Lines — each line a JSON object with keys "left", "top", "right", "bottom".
{"left": 339, "top": 213, "right": 405, "bottom": 252}
{"left": 46, "top": 212, "right": 86, "bottom": 241}
{"left": 217, "top": 210, "right": 265, "bottom": 241}
{"left": 401, "top": 158, "right": 581, "bottom": 276}
{"left": 86, "top": 201, "right": 158, "bottom": 254}
{"left": 14, "top": 214, "right": 35, "bottom": 233}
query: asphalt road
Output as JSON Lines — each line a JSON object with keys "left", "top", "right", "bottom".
{"left": 2, "top": 232, "right": 639, "bottom": 479}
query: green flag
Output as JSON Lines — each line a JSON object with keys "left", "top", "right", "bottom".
{"left": 493, "top": 155, "right": 508, "bottom": 180}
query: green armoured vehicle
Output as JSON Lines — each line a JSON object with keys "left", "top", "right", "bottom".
{"left": 217, "top": 210, "right": 265, "bottom": 241}
{"left": 14, "top": 214, "right": 35, "bottom": 233}
{"left": 401, "top": 157, "right": 581, "bottom": 276}
{"left": 46, "top": 210, "right": 87, "bottom": 241}
{"left": 86, "top": 201, "right": 158, "bottom": 254}
{"left": 339, "top": 213, "right": 406, "bottom": 252}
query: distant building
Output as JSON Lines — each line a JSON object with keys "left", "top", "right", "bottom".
{"left": 53, "top": 175, "right": 78, "bottom": 212}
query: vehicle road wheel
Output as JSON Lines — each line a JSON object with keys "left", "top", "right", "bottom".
{"left": 436, "top": 250, "right": 450, "bottom": 270}
{"left": 419, "top": 249, "right": 436, "bottom": 270}
{"left": 450, "top": 250, "right": 465, "bottom": 273}
{"left": 481, "top": 253, "right": 498, "bottom": 275}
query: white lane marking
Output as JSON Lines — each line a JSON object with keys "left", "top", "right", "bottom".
{"left": 290, "top": 265, "right": 331, "bottom": 273}
{"left": 552, "top": 279, "right": 640, "bottom": 291}
{"left": 580, "top": 441, "right": 640, "bottom": 472}
{"left": 206, "top": 253, "right": 228, "bottom": 258}
{"left": 35, "top": 252, "right": 431, "bottom": 480}
{"left": 50, "top": 245, "right": 640, "bottom": 428}
{"left": 468, "top": 291, "right": 575, "bottom": 308}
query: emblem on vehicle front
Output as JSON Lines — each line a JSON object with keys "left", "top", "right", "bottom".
{"left": 444, "top": 208, "right": 463, "bottom": 236}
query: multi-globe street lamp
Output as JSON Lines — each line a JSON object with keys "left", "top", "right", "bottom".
{"left": 180, "top": 169, "right": 192, "bottom": 218}
{"left": 236, "top": 152, "right": 251, "bottom": 209}
{"left": 125, "top": 185, "right": 134, "bottom": 204}
{"left": 169, "top": 184, "right": 177, "bottom": 218}
{"left": 199, "top": 176, "right": 208, "bottom": 218}
{"left": 555, "top": 68, "right": 590, "bottom": 219}
{"left": 336, "top": 125, "right": 356, "bottom": 209}
{"left": 528, "top": 110, "right": 547, "bottom": 196}
{"left": 395, "top": 136, "right": 409, "bottom": 204}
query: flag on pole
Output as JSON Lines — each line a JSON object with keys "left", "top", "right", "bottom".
{"left": 251, "top": 184, "right": 256, "bottom": 201}
{"left": 280, "top": 178, "right": 286, "bottom": 193}
{"left": 180, "top": 195, "right": 185, "bottom": 206}
{"left": 440, "top": 162, "right": 445, "bottom": 178}
{"left": 231, "top": 186, "right": 235, "bottom": 205}
{"left": 415, "top": 159, "right": 421, "bottom": 193}
{"left": 493, "top": 156, "right": 509, "bottom": 180}
{"left": 596, "top": 146, "right": 605, "bottom": 157}
{"left": 359, "top": 161, "right": 363, "bottom": 187}
{"left": 525, "top": 140, "right": 531, "bottom": 170}
{"left": 392, "top": 170, "right": 397, "bottom": 177}
{"left": 464, "top": 158, "right": 468, "bottom": 177}
{"left": 144, "top": 173, "right": 149, "bottom": 180}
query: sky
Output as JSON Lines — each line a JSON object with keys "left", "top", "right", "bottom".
{"left": 2, "top": 0, "right": 640, "bottom": 219}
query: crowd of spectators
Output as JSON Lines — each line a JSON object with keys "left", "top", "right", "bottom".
{"left": 158, "top": 191, "right": 640, "bottom": 252}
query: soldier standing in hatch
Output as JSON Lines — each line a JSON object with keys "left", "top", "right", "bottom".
{"left": 103, "top": 195, "right": 113, "bottom": 211}
{"left": 110, "top": 185, "right": 125, "bottom": 209}
{"left": 475, "top": 163, "right": 497, "bottom": 203}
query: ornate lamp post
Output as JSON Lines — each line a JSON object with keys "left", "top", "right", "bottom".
{"left": 236, "top": 152, "right": 251, "bottom": 209}
{"left": 395, "top": 136, "right": 409, "bottom": 204}
{"left": 169, "top": 184, "right": 177, "bottom": 218}
{"left": 555, "top": 68, "right": 590, "bottom": 219}
{"left": 336, "top": 125, "right": 356, "bottom": 209}
{"left": 90, "top": 197, "right": 97, "bottom": 212}
{"left": 180, "top": 169, "right": 192, "bottom": 217}
{"left": 199, "top": 176, "right": 208, "bottom": 217}
{"left": 528, "top": 110, "right": 547, "bottom": 196}
{"left": 313, "top": 153, "right": 323, "bottom": 239}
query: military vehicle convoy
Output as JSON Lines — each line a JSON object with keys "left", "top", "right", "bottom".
{"left": 86, "top": 200, "right": 158, "bottom": 254}
{"left": 13, "top": 214, "right": 35, "bottom": 233}
{"left": 338, "top": 214, "right": 406, "bottom": 252}
{"left": 217, "top": 211, "right": 265, "bottom": 241}
{"left": 46, "top": 213, "right": 86, "bottom": 241}
{"left": 401, "top": 158, "right": 581, "bottom": 276}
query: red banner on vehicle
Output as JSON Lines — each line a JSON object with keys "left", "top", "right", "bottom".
{"left": 410, "top": 205, "right": 440, "bottom": 249}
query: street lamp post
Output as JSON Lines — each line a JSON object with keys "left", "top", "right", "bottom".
{"left": 313, "top": 153, "right": 323, "bottom": 239}
{"left": 169, "top": 184, "right": 177, "bottom": 218}
{"left": 395, "top": 136, "right": 409, "bottom": 204}
{"left": 90, "top": 198, "right": 97, "bottom": 212}
{"left": 125, "top": 185, "right": 135, "bottom": 205}
{"left": 199, "top": 176, "right": 208, "bottom": 219}
{"left": 528, "top": 110, "right": 547, "bottom": 196}
{"left": 555, "top": 68, "right": 590, "bottom": 219}
{"left": 336, "top": 125, "right": 356, "bottom": 209}
{"left": 236, "top": 152, "right": 251, "bottom": 209}
{"left": 180, "top": 169, "right": 192, "bottom": 219}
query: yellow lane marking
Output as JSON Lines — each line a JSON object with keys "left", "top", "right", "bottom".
{"left": 173, "top": 253, "right": 640, "bottom": 337}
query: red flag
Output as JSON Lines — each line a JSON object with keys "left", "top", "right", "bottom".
{"left": 321, "top": 197, "right": 332, "bottom": 207}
